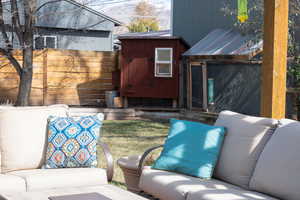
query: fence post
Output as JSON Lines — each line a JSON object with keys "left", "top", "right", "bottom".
{"left": 42, "top": 49, "right": 48, "bottom": 105}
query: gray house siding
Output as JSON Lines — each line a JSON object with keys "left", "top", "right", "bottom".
{"left": 0, "top": 28, "right": 114, "bottom": 52}
{"left": 36, "top": 28, "right": 113, "bottom": 51}
{"left": 56, "top": 31, "right": 113, "bottom": 51}
{"left": 172, "top": 0, "right": 235, "bottom": 46}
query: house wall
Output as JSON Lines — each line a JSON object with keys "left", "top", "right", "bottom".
{"left": 0, "top": 32, "right": 21, "bottom": 49}
{"left": 172, "top": 0, "right": 235, "bottom": 46}
{"left": 0, "top": 29, "right": 114, "bottom": 51}
{"left": 37, "top": 28, "right": 114, "bottom": 51}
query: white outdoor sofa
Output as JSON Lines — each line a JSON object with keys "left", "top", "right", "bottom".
{"left": 138, "top": 111, "right": 300, "bottom": 200}
{"left": 0, "top": 105, "right": 114, "bottom": 195}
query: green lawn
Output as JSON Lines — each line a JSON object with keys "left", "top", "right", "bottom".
{"left": 98, "top": 119, "right": 169, "bottom": 187}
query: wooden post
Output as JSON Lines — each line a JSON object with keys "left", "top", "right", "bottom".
{"left": 172, "top": 99, "right": 178, "bottom": 108}
{"left": 179, "top": 61, "right": 184, "bottom": 108}
{"left": 202, "top": 62, "right": 208, "bottom": 112}
{"left": 187, "top": 62, "right": 192, "bottom": 110}
{"left": 261, "top": 0, "right": 289, "bottom": 119}
{"left": 42, "top": 49, "right": 48, "bottom": 105}
{"left": 124, "top": 97, "right": 128, "bottom": 108}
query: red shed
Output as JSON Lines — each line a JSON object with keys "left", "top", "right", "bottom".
{"left": 119, "top": 31, "right": 189, "bottom": 108}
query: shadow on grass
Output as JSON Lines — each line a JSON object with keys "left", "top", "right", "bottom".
{"left": 110, "top": 180, "right": 127, "bottom": 189}
{"left": 103, "top": 135, "right": 166, "bottom": 139}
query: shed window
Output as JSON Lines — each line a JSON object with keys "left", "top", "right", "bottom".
{"left": 34, "top": 35, "right": 57, "bottom": 49}
{"left": 155, "top": 48, "right": 173, "bottom": 77}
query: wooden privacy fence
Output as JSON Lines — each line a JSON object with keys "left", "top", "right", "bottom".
{"left": 0, "top": 49, "right": 118, "bottom": 106}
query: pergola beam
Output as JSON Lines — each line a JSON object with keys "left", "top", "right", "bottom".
{"left": 261, "top": 0, "right": 289, "bottom": 119}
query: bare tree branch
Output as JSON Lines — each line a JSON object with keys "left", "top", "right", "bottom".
{"left": 34, "top": 0, "right": 63, "bottom": 14}
{"left": 23, "top": 0, "right": 34, "bottom": 52}
{"left": 10, "top": 0, "right": 24, "bottom": 45}
{"left": 0, "top": 0, "right": 12, "bottom": 50}
{"left": 0, "top": 48, "right": 22, "bottom": 76}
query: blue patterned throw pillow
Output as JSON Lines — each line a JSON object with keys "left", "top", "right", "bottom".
{"left": 44, "top": 114, "right": 104, "bottom": 169}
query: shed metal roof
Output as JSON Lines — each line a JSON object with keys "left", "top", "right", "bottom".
{"left": 183, "top": 29, "right": 262, "bottom": 60}
{"left": 117, "top": 30, "right": 190, "bottom": 48}
{"left": 118, "top": 30, "right": 171, "bottom": 39}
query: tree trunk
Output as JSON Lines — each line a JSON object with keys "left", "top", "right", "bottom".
{"left": 16, "top": 34, "right": 34, "bottom": 106}
{"left": 16, "top": 70, "right": 33, "bottom": 106}
{"left": 15, "top": 48, "right": 33, "bottom": 106}
{"left": 15, "top": 0, "right": 35, "bottom": 106}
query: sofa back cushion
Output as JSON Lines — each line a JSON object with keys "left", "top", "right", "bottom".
{"left": 0, "top": 107, "right": 68, "bottom": 173}
{"left": 0, "top": 105, "right": 68, "bottom": 173}
{"left": 214, "top": 111, "right": 278, "bottom": 188}
{"left": 249, "top": 119, "right": 300, "bottom": 200}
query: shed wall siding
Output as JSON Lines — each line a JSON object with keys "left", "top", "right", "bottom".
{"left": 120, "top": 39, "right": 187, "bottom": 99}
{"left": 207, "top": 63, "right": 261, "bottom": 116}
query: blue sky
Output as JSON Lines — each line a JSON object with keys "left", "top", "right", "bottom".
{"left": 81, "top": 0, "right": 171, "bottom": 30}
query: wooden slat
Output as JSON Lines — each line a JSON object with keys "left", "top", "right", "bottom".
{"left": 46, "top": 49, "right": 117, "bottom": 57}
{"left": 47, "top": 72, "right": 112, "bottom": 79}
{"left": 47, "top": 66, "right": 114, "bottom": 73}
{"left": 47, "top": 88, "right": 108, "bottom": 95}
{"left": 261, "top": 0, "right": 289, "bottom": 119}
{"left": 46, "top": 56, "right": 117, "bottom": 63}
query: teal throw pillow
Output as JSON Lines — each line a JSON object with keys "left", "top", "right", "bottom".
{"left": 44, "top": 114, "right": 104, "bottom": 169}
{"left": 152, "top": 119, "right": 226, "bottom": 179}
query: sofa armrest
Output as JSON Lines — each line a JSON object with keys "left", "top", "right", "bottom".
{"left": 99, "top": 142, "right": 114, "bottom": 182}
{"left": 138, "top": 145, "right": 163, "bottom": 175}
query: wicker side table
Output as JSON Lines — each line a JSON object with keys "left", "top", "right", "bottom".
{"left": 117, "top": 155, "right": 142, "bottom": 193}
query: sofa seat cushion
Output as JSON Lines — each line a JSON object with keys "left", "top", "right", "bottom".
{"left": 214, "top": 111, "right": 278, "bottom": 188}
{"left": 0, "top": 107, "right": 68, "bottom": 173}
{"left": 7, "top": 168, "right": 107, "bottom": 191}
{"left": 186, "top": 188, "right": 278, "bottom": 200}
{"left": 250, "top": 119, "right": 300, "bottom": 200}
{"left": 0, "top": 174, "right": 26, "bottom": 193}
{"left": 140, "top": 167, "right": 260, "bottom": 200}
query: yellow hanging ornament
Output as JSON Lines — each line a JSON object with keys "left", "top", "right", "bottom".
{"left": 238, "top": 0, "right": 248, "bottom": 23}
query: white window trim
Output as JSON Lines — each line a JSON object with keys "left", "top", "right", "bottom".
{"left": 155, "top": 48, "right": 173, "bottom": 78}
{"left": 34, "top": 35, "right": 57, "bottom": 49}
